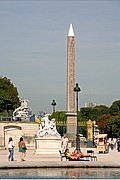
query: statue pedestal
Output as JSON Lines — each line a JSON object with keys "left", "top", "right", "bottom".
{"left": 35, "top": 136, "right": 62, "bottom": 154}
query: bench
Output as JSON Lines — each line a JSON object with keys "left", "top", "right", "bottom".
{"left": 59, "top": 150, "right": 69, "bottom": 161}
{"left": 69, "top": 158, "right": 89, "bottom": 161}
{"left": 87, "top": 150, "right": 97, "bottom": 161}
{"left": 59, "top": 150, "right": 90, "bottom": 161}
{"left": 90, "top": 155, "right": 97, "bottom": 161}
{"left": 87, "top": 150, "right": 94, "bottom": 155}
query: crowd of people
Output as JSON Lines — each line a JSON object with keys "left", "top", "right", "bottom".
{"left": 61, "top": 134, "right": 120, "bottom": 160}
{"left": 107, "top": 137, "right": 120, "bottom": 151}
{"left": 7, "top": 134, "right": 120, "bottom": 162}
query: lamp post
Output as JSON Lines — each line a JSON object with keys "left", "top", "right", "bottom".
{"left": 74, "top": 83, "right": 81, "bottom": 152}
{"left": 93, "top": 121, "right": 97, "bottom": 147}
{"left": 51, "top": 99, "right": 57, "bottom": 113}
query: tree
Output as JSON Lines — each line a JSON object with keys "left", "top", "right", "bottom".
{"left": 0, "top": 76, "right": 20, "bottom": 114}
{"left": 80, "top": 107, "right": 99, "bottom": 122}
{"left": 49, "top": 111, "right": 66, "bottom": 124}
{"left": 94, "top": 105, "right": 110, "bottom": 123}
{"left": 49, "top": 101, "right": 120, "bottom": 138}
{"left": 98, "top": 115, "right": 111, "bottom": 135}
{"left": 110, "top": 100, "right": 120, "bottom": 115}
{"left": 107, "top": 113, "right": 120, "bottom": 137}
{"left": 80, "top": 107, "right": 93, "bottom": 122}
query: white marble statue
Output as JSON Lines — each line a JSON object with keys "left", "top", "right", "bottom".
{"left": 13, "top": 98, "right": 32, "bottom": 121}
{"left": 37, "top": 115, "right": 61, "bottom": 138}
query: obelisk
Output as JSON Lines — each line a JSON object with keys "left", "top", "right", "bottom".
{"left": 66, "top": 24, "right": 77, "bottom": 139}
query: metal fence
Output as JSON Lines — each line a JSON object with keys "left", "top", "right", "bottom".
{"left": 0, "top": 116, "right": 13, "bottom": 121}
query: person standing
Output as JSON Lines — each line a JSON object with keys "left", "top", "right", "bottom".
{"left": 61, "top": 134, "right": 68, "bottom": 152}
{"left": 117, "top": 137, "right": 120, "bottom": 152}
{"left": 8, "top": 137, "right": 14, "bottom": 161}
{"left": 18, "top": 137, "right": 27, "bottom": 161}
{"left": 110, "top": 138, "right": 114, "bottom": 150}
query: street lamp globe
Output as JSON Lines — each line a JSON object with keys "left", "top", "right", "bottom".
{"left": 51, "top": 99, "right": 57, "bottom": 113}
{"left": 74, "top": 83, "right": 81, "bottom": 93}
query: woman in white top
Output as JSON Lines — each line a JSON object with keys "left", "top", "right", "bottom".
{"left": 8, "top": 137, "right": 14, "bottom": 161}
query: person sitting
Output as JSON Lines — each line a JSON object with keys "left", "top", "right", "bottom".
{"left": 65, "top": 148, "right": 71, "bottom": 156}
{"left": 69, "top": 149, "right": 81, "bottom": 161}
{"left": 79, "top": 150, "right": 91, "bottom": 158}
{"left": 69, "top": 149, "right": 91, "bottom": 161}
{"left": 64, "top": 148, "right": 71, "bottom": 160}
{"left": 64, "top": 149, "right": 90, "bottom": 161}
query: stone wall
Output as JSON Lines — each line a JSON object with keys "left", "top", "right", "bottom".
{"left": 0, "top": 121, "right": 39, "bottom": 149}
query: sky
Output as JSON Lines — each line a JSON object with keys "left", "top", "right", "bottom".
{"left": 0, "top": 1, "right": 120, "bottom": 115}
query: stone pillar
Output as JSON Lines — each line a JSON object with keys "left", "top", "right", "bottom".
{"left": 66, "top": 24, "right": 77, "bottom": 139}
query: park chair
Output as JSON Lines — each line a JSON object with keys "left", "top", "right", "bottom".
{"left": 87, "top": 150, "right": 97, "bottom": 161}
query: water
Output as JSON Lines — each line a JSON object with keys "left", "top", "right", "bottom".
{"left": 0, "top": 168, "right": 120, "bottom": 179}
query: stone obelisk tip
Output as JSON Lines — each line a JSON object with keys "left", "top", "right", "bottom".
{"left": 68, "top": 24, "right": 74, "bottom": 36}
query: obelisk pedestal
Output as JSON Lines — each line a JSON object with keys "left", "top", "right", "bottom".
{"left": 66, "top": 113, "right": 77, "bottom": 140}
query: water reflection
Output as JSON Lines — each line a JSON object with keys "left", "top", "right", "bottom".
{"left": 0, "top": 168, "right": 120, "bottom": 179}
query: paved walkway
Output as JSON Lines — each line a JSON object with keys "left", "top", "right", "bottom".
{"left": 0, "top": 147, "right": 120, "bottom": 168}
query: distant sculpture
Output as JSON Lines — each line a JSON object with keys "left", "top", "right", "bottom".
{"left": 13, "top": 98, "right": 33, "bottom": 121}
{"left": 37, "top": 115, "right": 61, "bottom": 138}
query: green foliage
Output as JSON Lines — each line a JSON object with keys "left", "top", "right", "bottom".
{"left": 49, "top": 102, "right": 120, "bottom": 137}
{"left": 80, "top": 107, "right": 91, "bottom": 121}
{"left": 110, "top": 100, "right": 120, "bottom": 115}
{"left": 107, "top": 113, "right": 120, "bottom": 137}
{"left": 49, "top": 111, "right": 66, "bottom": 124}
{"left": 80, "top": 105, "right": 109, "bottom": 123}
{"left": 94, "top": 105, "right": 109, "bottom": 115}
{"left": 0, "top": 76, "right": 20, "bottom": 115}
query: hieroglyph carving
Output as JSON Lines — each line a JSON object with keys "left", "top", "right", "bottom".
{"left": 67, "top": 36, "right": 76, "bottom": 112}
